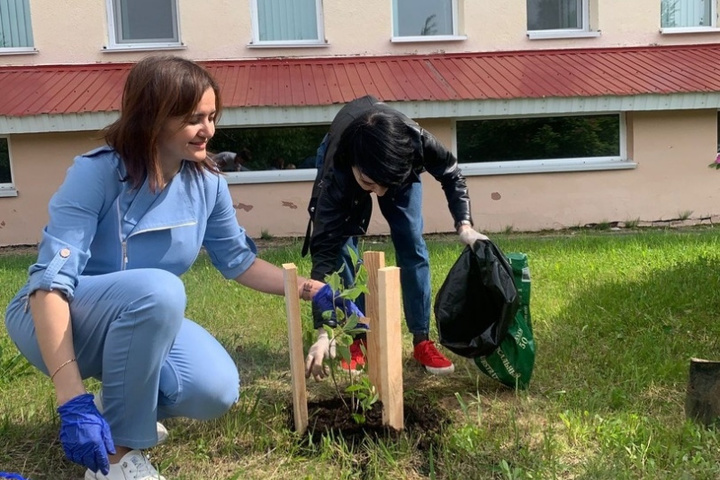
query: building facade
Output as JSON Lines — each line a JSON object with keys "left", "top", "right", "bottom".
{"left": 1, "top": 0, "right": 720, "bottom": 246}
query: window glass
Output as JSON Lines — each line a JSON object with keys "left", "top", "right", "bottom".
{"left": 527, "top": 0, "right": 582, "bottom": 30}
{"left": 457, "top": 115, "right": 620, "bottom": 163}
{"left": 256, "top": 0, "right": 320, "bottom": 42}
{"left": 0, "top": 138, "right": 11, "bottom": 184}
{"left": 0, "top": 0, "right": 34, "bottom": 48}
{"left": 393, "top": 0, "right": 454, "bottom": 36}
{"left": 208, "top": 125, "right": 329, "bottom": 171}
{"left": 661, "top": 0, "right": 712, "bottom": 27}
{"left": 113, "top": 0, "right": 177, "bottom": 43}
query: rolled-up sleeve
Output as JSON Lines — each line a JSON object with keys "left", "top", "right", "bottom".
{"left": 27, "top": 156, "right": 109, "bottom": 300}
{"left": 203, "top": 175, "right": 257, "bottom": 279}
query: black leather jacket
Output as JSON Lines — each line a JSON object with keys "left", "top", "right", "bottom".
{"left": 305, "top": 95, "right": 473, "bottom": 282}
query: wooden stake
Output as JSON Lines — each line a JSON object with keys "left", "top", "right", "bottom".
{"left": 686, "top": 357, "right": 720, "bottom": 427}
{"left": 363, "top": 251, "right": 385, "bottom": 400}
{"left": 378, "top": 266, "right": 404, "bottom": 430}
{"left": 282, "top": 263, "right": 308, "bottom": 434}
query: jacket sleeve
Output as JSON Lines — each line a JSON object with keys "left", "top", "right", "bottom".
{"left": 203, "top": 174, "right": 257, "bottom": 280}
{"left": 27, "top": 155, "right": 114, "bottom": 301}
{"left": 419, "top": 128, "right": 474, "bottom": 230}
{"left": 308, "top": 173, "right": 351, "bottom": 282}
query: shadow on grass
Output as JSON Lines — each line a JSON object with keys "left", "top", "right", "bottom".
{"left": 547, "top": 254, "right": 720, "bottom": 414}
{"left": 0, "top": 419, "right": 82, "bottom": 480}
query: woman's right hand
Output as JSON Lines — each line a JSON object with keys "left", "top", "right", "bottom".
{"left": 57, "top": 393, "right": 116, "bottom": 475}
{"left": 311, "top": 284, "right": 364, "bottom": 325}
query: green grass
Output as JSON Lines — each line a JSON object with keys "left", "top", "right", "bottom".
{"left": 2, "top": 229, "right": 720, "bottom": 479}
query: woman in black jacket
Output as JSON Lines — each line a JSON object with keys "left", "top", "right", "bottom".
{"left": 303, "top": 95, "right": 488, "bottom": 379}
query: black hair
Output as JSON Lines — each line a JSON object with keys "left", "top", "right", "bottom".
{"left": 336, "top": 110, "right": 415, "bottom": 189}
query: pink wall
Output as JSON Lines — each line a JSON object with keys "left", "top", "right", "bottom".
{"left": 2, "top": 109, "right": 718, "bottom": 247}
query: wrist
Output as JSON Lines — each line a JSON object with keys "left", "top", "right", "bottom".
{"left": 456, "top": 220, "right": 472, "bottom": 234}
{"left": 56, "top": 386, "right": 89, "bottom": 407}
{"left": 299, "top": 279, "right": 322, "bottom": 301}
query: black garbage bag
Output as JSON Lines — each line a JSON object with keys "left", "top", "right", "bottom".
{"left": 435, "top": 239, "right": 519, "bottom": 358}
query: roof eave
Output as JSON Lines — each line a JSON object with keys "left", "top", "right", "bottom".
{"left": 2, "top": 92, "right": 719, "bottom": 135}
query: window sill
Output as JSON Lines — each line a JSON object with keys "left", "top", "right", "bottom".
{"left": 660, "top": 26, "right": 720, "bottom": 34}
{"left": 224, "top": 169, "right": 317, "bottom": 185}
{"left": 248, "top": 41, "right": 328, "bottom": 49}
{"left": 458, "top": 157, "right": 635, "bottom": 176}
{"left": 103, "top": 43, "right": 186, "bottom": 53}
{"left": 527, "top": 30, "right": 601, "bottom": 40}
{"left": 0, "top": 186, "right": 18, "bottom": 197}
{"left": 0, "top": 47, "right": 38, "bottom": 56}
{"left": 391, "top": 35, "right": 467, "bottom": 43}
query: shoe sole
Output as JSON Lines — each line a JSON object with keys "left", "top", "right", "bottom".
{"left": 423, "top": 364, "right": 455, "bottom": 375}
{"left": 339, "top": 365, "right": 364, "bottom": 377}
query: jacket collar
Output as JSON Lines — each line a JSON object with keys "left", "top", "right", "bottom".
{"left": 119, "top": 162, "right": 198, "bottom": 238}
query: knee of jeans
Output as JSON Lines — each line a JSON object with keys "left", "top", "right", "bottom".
{"left": 194, "top": 373, "right": 240, "bottom": 421}
{"left": 130, "top": 270, "right": 186, "bottom": 323}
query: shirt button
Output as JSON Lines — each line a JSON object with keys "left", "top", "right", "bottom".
{"left": 60, "top": 248, "right": 71, "bottom": 258}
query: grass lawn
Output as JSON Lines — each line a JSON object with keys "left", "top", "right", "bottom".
{"left": 1, "top": 228, "right": 720, "bottom": 479}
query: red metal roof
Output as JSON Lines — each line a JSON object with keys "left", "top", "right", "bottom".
{"left": 2, "top": 43, "right": 720, "bottom": 118}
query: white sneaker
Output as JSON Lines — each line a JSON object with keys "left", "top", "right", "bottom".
{"left": 84, "top": 450, "right": 166, "bottom": 480}
{"left": 93, "top": 394, "right": 169, "bottom": 444}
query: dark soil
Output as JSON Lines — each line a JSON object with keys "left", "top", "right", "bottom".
{"left": 290, "top": 395, "right": 450, "bottom": 449}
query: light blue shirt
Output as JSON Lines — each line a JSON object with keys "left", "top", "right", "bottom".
{"left": 26, "top": 146, "right": 256, "bottom": 301}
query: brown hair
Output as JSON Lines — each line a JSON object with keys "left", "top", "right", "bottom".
{"left": 104, "top": 55, "right": 222, "bottom": 191}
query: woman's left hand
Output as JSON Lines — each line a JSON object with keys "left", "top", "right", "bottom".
{"left": 57, "top": 393, "right": 116, "bottom": 474}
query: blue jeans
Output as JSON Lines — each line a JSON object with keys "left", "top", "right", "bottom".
{"left": 334, "top": 180, "right": 430, "bottom": 336}
{"left": 5, "top": 269, "right": 239, "bottom": 449}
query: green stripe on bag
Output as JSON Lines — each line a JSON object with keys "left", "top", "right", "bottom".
{"left": 474, "top": 253, "right": 536, "bottom": 390}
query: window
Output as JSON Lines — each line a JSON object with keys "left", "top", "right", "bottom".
{"left": 208, "top": 125, "right": 328, "bottom": 183}
{"left": 0, "top": 0, "right": 34, "bottom": 50}
{"left": 456, "top": 114, "right": 626, "bottom": 174}
{"left": 527, "top": 0, "right": 587, "bottom": 30}
{"left": 250, "top": 0, "right": 325, "bottom": 46}
{"left": 661, "top": 0, "right": 715, "bottom": 28}
{"left": 526, "top": 0, "right": 600, "bottom": 38}
{"left": 0, "top": 137, "right": 15, "bottom": 195}
{"left": 107, "top": 0, "right": 180, "bottom": 48}
{"left": 392, "top": 0, "right": 460, "bottom": 40}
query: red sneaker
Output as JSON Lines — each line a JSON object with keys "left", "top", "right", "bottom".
{"left": 340, "top": 337, "right": 367, "bottom": 373}
{"left": 413, "top": 340, "right": 455, "bottom": 375}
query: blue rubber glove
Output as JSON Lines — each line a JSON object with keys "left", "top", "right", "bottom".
{"left": 57, "top": 393, "right": 116, "bottom": 475}
{"left": 312, "top": 284, "right": 365, "bottom": 325}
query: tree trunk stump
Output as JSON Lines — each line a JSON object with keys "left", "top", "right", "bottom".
{"left": 685, "top": 358, "right": 720, "bottom": 427}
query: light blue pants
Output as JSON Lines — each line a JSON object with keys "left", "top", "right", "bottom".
{"left": 5, "top": 268, "right": 240, "bottom": 449}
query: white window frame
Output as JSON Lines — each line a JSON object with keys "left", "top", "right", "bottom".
{"left": 660, "top": 0, "right": 720, "bottom": 34}
{"left": 391, "top": 0, "right": 466, "bottom": 43}
{"left": 453, "top": 113, "right": 632, "bottom": 177}
{"left": 0, "top": 0, "right": 36, "bottom": 54}
{"left": 527, "top": 0, "right": 601, "bottom": 40}
{"left": 0, "top": 137, "right": 17, "bottom": 197}
{"left": 249, "top": 0, "right": 326, "bottom": 48}
{"left": 104, "top": 0, "right": 183, "bottom": 52}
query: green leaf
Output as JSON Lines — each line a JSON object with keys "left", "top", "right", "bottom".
{"left": 337, "top": 344, "right": 351, "bottom": 363}
{"left": 351, "top": 413, "right": 366, "bottom": 424}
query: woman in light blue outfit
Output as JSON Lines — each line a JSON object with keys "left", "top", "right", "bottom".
{"left": 4, "top": 55, "right": 341, "bottom": 480}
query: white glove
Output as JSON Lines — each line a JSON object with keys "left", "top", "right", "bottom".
{"left": 305, "top": 329, "right": 336, "bottom": 381}
{"left": 459, "top": 226, "right": 489, "bottom": 247}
